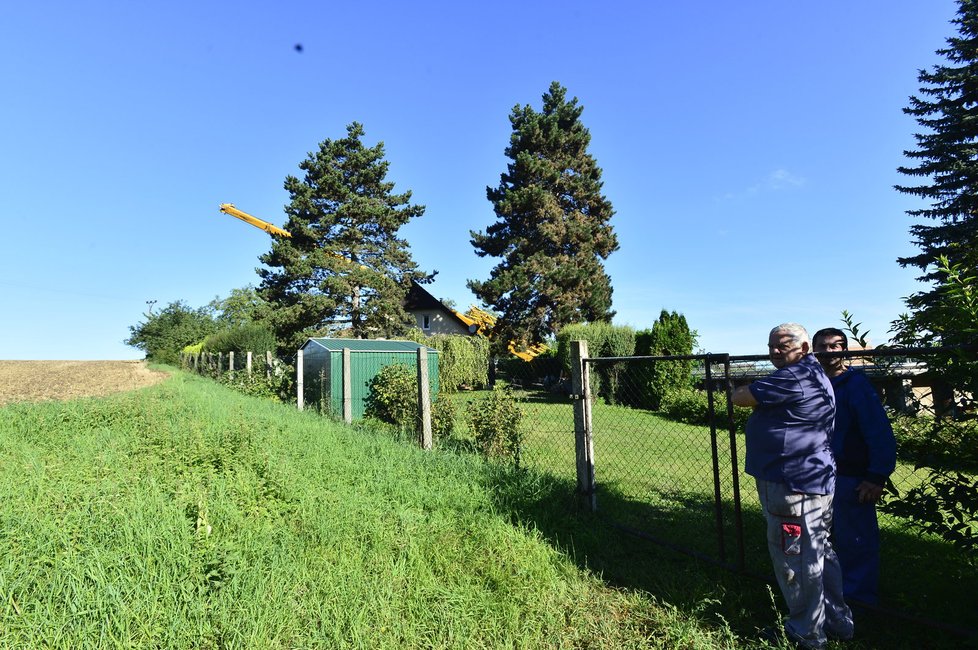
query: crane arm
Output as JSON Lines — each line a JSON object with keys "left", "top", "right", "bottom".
{"left": 219, "top": 203, "right": 292, "bottom": 238}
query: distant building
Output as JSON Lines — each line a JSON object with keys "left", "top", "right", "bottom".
{"left": 403, "top": 281, "right": 478, "bottom": 337}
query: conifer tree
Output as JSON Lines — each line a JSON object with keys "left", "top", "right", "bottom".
{"left": 469, "top": 82, "right": 619, "bottom": 346}
{"left": 259, "top": 122, "right": 431, "bottom": 352}
{"left": 895, "top": 0, "right": 978, "bottom": 330}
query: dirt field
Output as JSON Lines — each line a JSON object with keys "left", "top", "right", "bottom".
{"left": 0, "top": 360, "right": 169, "bottom": 407}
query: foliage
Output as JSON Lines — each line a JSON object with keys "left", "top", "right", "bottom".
{"left": 258, "top": 122, "right": 432, "bottom": 353}
{"left": 364, "top": 363, "right": 417, "bottom": 432}
{"left": 635, "top": 310, "right": 698, "bottom": 410}
{"left": 125, "top": 300, "right": 218, "bottom": 365}
{"left": 468, "top": 81, "right": 619, "bottom": 346}
{"left": 895, "top": 0, "right": 978, "bottom": 316}
{"left": 555, "top": 322, "right": 614, "bottom": 400}
{"left": 466, "top": 386, "right": 525, "bottom": 465}
{"left": 840, "top": 309, "right": 871, "bottom": 348}
{"left": 598, "top": 325, "right": 635, "bottom": 406}
{"left": 208, "top": 285, "right": 272, "bottom": 329}
{"left": 883, "top": 468, "right": 978, "bottom": 558}
{"left": 202, "top": 322, "right": 277, "bottom": 356}
{"left": 889, "top": 414, "right": 978, "bottom": 473}
{"left": 659, "top": 387, "right": 751, "bottom": 431}
{"left": 402, "top": 330, "right": 491, "bottom": 392}
{"left": 218, "top": 369, "right": 287, "bottom": 402}
{"left": 431, "top": 396, "right": 457, "bottom": 440}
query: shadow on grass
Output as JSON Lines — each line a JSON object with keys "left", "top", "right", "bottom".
{"left": 481, "top": 464, "right": 978, "bottom": 650}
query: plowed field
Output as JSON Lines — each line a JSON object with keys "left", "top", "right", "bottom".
{"left": 0, "top": 360, "right": 168, "bottom": 406}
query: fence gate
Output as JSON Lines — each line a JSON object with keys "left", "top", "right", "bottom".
{"left": 576, "top": 348, "right": 748, "bottom": 571}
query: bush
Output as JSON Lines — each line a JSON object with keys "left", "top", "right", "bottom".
{"left": 466, "top": 387, "right": 525, "bottom": 465}
{"left": 203, "top": 323, "right": 277, "bottom": 356}
{"left": 556, "top": 322, "right": 636, "bottom": 403}
{"left": 364, "top": 364, "right": 417, "bottom": 432}
{"left": 363, "top": 362, "right": 452, "bottom": 442}
{"left": 403, "top": 331, "right": 491, "bottom": 392}
{"left": 635, "top": 310, "right": 697, "bottom": 410}
{"left": 659, "top": 387, "right": 750, "bottom": 431}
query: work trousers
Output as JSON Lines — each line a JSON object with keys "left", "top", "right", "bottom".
{"left": 833, "top": 474, "right": 882, "bottom": 604}
{"left": 756, "top": 479, "right": 853, "bottom": 649}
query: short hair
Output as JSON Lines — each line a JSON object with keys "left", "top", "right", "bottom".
{"left": 813, "top": 327, "right": 848, "bottom": 350}
{"left": 770, "top": 322, "right": 810, "bottom": 346}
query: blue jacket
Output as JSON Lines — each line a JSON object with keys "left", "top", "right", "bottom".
{"left": 745, "top": 354, "right": 836, "bottom": 494}
{"left": 830, "top": 368, "right": 896, "bottom": 486}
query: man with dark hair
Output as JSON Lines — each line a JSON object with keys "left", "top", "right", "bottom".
{"left": 733, "top": 323, "right": 853, "bottom": 649}
{"left": 813, "top": 327, "right": 896, "bottom": 606}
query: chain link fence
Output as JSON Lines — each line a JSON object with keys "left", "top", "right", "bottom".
{"left": 492, "top": 346, "right": 977, "bottom": 634}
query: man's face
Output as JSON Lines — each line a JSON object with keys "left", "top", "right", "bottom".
{"left": 813, "top": 333, "right": 846, "bottom": 375}
{"left": 768, "top": 330, "right": 808, "bottom": 369}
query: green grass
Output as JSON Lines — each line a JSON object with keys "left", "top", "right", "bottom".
{"left": 0, "top": 371, "right": 744, "bottom": 649}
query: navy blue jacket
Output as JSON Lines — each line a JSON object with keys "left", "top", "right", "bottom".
{"left": 830, "top": 369, "right": 896, "bottom": 486}
{"left": 745, "top": 354, "right": 836, "bottom": 495}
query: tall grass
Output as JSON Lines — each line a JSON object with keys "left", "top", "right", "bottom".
{"left": 0, "top": 372, "right": 739, "bottom": 649}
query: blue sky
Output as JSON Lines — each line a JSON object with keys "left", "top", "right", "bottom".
{"left": 0, "top": 1, "right": 959, "bottom": 359}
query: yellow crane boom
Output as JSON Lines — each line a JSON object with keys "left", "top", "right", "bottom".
{"left": 219, "top": 203, "right": 291, "bottom": 238}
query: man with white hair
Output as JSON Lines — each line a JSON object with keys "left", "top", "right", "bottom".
{"left": 733, "top": 323, "right": 853, "bottom": 649}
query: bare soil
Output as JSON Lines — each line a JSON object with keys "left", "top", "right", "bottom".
{"left": 0, "top": 360, "right": 169, "bottom": 407}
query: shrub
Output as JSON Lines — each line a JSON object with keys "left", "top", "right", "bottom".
{"left": 363, "top": 362, "right": 452, "bottom": 441}
{"left": 659, "top": 387, "right": 750, "bottom": 431}
{"left": 635, "top": 310, "right": 697, "bottom": 410}
{"left": 466, "top": 387, "right": 525, "bottom": 465}
{"left": 203, "top": 322, "right": 277, "bottom": 356}
{"left": 364, "top": 363, "right": 417, "bottom": 432}
{"left": 403, "top": 331, "right": 491, "bottom": 392}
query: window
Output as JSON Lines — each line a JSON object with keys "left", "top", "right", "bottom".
{"left": 422, "top": 314, "right": 431, "bottom": 330}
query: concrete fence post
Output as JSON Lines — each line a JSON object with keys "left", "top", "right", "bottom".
{"left": 266, "top": 351, "right": 273, "bottom": 380}
{"left": 246, "top": 351, "right": 253, "bottom": 376}
{"left": 417, "top": 347, "right": 432, "bottom": 450}
{"left": 571, "top": 340, "right": 596, "bottom": 510}
{"left": 296, "top": 349, "right": 304, "bottom": 411}
{"left": 229, "top": 351, "right": 235, "bottom": 374}
{"left": 342, "top": 348, "right": 353, "bottom": 424}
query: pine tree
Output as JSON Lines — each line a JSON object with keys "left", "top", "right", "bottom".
{"left": 258, "top": 122, "right": 431, "bottom": 352}
{"left": 895, "top": 0, "right": 978, "bottom": 329}
{"left": 468, "top": 82, "right": 619, "bottom": 346}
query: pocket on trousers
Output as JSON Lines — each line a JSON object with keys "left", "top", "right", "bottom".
{"left": 781, "top": 523, "right": 802, "bottom": 555}
{"left": 763, "top": 482, "right": 805, "bottom": 518}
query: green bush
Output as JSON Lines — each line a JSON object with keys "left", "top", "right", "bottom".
{"left": 203, "top": 323, "right": 277, "bottom": 356}
{"left": 635, "top": 310, "right": 697, "bottom": 410}
{"left": 659, "top": 387, "right": 750, "bottom": 431}
{"left": 403, "top": 331, "right": 490, "bottom": 392}
{"left": 363, "top": 362, "right": 452, "bottom": 442}
{"left": 556, "top": 322, "right": 635, "bottom": 402}
{"left": 364, "top": 364, "right": 417, "bottom": 431}
{"left": 466, "top": 387, "right": 525, "bottom": 465}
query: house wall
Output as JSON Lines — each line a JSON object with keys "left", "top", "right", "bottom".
{"left": 412, "top": 311, "right": 470, "bottom": 336}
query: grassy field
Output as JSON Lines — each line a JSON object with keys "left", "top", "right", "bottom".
{"left": 0, "top": 370, "right": 745, "bottom": 649}
{"left": 2, "top": 369, "right": 973, "bottom": 649}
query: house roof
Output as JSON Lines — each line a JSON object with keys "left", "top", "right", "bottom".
{"left": 403, "top": 281, "right": 478, "bottom": 334}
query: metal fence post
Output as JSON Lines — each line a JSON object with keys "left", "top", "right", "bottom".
{"left": 296, "top": 349, "right": 304, "bottom": 411}
{"left": 571, "top": 340, "right": 596, "bottom": 510}
{"left": 417, "top": 347, "right": 432, "bottom": 450}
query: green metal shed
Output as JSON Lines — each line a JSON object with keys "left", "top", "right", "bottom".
{"left": 299, "top": 338, "right": 439, "bottom": 420}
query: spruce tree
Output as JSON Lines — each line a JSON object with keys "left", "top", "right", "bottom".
{"left": 258, "top": 122, "right": 431, "bottom": 352}
{"left": 469, "top": 82, "right": 619, "bottom": 346}
{"left": 895, "top": 0, "right": 978, "bottom": 330}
